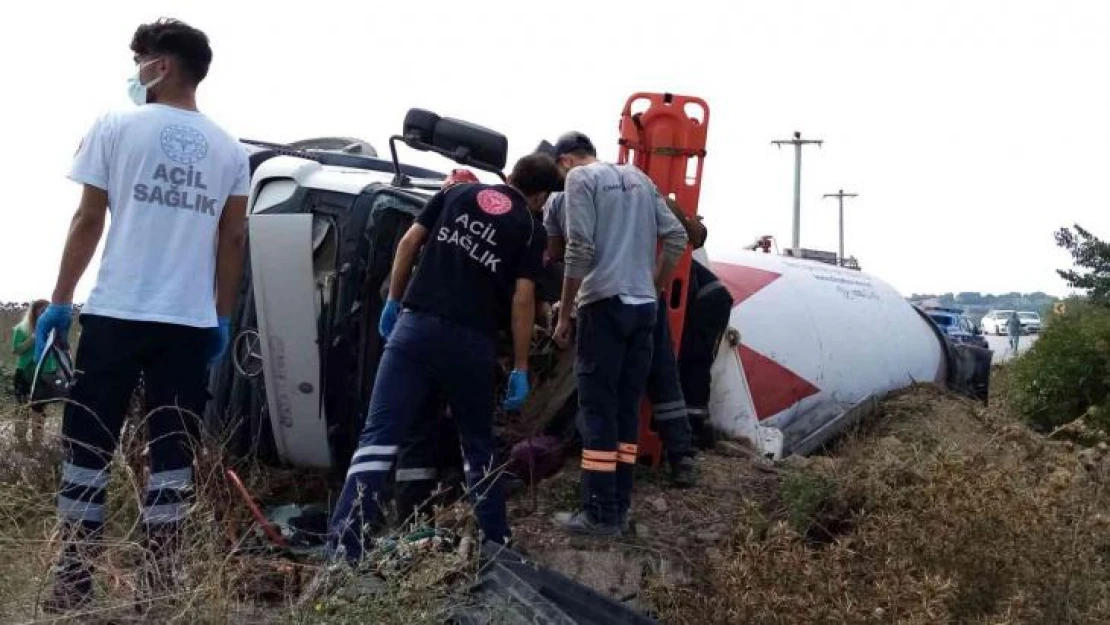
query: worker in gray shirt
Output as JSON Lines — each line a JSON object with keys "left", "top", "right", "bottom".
{"left": 544, "top": 132, "right": 688, "bottom": 536}
{"left": 543, "top": 189, "right": 696, "bottom": 492}
{"left": 1007, "top": 311, "right": 1022, "bottom": 355}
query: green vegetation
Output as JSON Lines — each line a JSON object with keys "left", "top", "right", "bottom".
{"left": 1055, "top": 224, "right": 1110, "bottom": 305}
{"left": 1008, "top": 299, "right": 1110, "bottom": 432}
{"left": 1005, "top": 225, "right": 1110, "bottom": 435}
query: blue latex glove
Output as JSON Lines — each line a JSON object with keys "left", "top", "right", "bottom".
{"left": 379, "top": 299, "right": 401, "bottom": 339}
{"left": 34, "top": 304, "right": 73, "bottom": 362}
{"left": 502, "top": 369, "right": 529, "bottom": 412}
{"left": 207, "top": 316, "right": 231, "bottom": 365}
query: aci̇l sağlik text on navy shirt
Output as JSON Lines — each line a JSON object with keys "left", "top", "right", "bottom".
{"left": 402, "top": 183, "right": 546, "bottom": 338}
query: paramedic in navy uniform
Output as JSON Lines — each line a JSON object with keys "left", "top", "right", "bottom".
{"left": 328, "top": 154, "right": 563, "bottom": 560}
{"left": 33, "top": 19, "right": 249, "bottom": 612}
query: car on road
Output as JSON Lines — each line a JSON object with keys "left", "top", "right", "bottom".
{"left": 924, "top": 307, "right": 989, "bottom": 349}
{"left": 1017, "top": 311, "right": 1042, "bottom": 334}
{"left": 980, "top": 310, "right": 1016, "bottom": 335}
{"left": 981, "top": 310, "right": 1041, "bottom": 335}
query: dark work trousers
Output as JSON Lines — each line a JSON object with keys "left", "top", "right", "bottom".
{"left": 645, "top": 296, "right": 693, "bottom": 465}
{"left": 328, "top": 311, "right": 506, "bottom": 561}
{"left": 575, "top": 297, "right": 656, "bottom": 526}
{"left": 393, "top": 389, "right": 464, "bottom": 525}
{"left": 55, "top": 314, "right": 210, "bottom": 590}
{"left": 680, "top": 279, "right": 734, "bottom": 446}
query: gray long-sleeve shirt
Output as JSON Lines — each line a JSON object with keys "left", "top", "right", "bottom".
{"left": 563, "top": 162, "right": 688, "bottom": 306}
{"left": 542, "top": 192, "right": 566, "bottom": 240}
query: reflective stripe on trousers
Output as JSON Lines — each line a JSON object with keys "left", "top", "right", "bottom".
{"left": 575, "top": 297, "right": 656, "bottom": 525}
{"left": 328, "top": 312, "right": 506, "bottom": 562}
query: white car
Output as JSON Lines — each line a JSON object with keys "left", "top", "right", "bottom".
{"left": 1017, "top": 311, "right": 1042, "bottom": 334}
{"left": 981, "top": 310, "right": 1041, "bottom": 335}
{"left": 980, "top": 310, "right": 1016, "bottom": 335}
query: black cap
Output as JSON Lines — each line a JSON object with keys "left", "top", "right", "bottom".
{"left": 552, "top": 131, "right": 596, "bottom": 157}
{"left": 534, "top": 139, "right": 557, "bottom": 158}
{"left": 536, "top": 132, "right": 596, "bottom": 159}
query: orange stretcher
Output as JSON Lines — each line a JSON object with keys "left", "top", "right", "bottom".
{"left": 616, "top": 92, "right": 710, "bottom": 468}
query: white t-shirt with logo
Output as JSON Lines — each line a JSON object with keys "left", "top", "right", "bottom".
{"left": 69, "top": 104, "right": 250, "bottom": 328}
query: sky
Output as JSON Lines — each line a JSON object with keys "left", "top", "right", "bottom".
{"left": 3, "top": 0, "right": 1108, "bottom": 302}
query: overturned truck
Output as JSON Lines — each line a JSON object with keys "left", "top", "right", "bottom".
{"left": 207, "top": 97, "right": 991, "bottom": 476}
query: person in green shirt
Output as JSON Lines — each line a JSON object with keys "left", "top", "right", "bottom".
{"left": 10, "top": 299, "right": 56, "bottom": 444}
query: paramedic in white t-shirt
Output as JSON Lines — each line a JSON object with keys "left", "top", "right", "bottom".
{"left": 36, "top": 18, "right": 250, "bottom": 614}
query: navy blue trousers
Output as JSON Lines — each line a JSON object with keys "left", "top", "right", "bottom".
{"left": 575, "top": 297, "right": 656, "bottom": 525}
{"left": 646, "top": 296, "right": 693, "bottom": 464}
{"left": 328, "top": 311, "right": 506, "bottom": 561}
{"left": 54, "top": 315, "right": 209, "bottom": 591}
{"left": 680, "top": 288, "right": 733, "bottom": 444}
{"left": 59, "top": 315, "right": 209, "bottom": 529}
{"left": 393, "top": 389, "right": 464, "bottom": 524}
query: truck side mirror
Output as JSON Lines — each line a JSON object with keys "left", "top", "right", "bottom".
{"left": 395, "top": 109, "right": 509, "bottom": 181}
{"left": 431, "top": 117, "right": 508, "bottom": 172}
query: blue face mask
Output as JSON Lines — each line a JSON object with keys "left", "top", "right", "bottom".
{"left": 127, "top": 59, "right": 164, "bottom": 106}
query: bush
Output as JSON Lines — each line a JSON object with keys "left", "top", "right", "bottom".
{"left": 1008, "top": 300, "right": 1110, "bottom": 431}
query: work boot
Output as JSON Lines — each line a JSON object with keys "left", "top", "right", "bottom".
{"left": 690, "top": 417, "right": 717, "bottom": 451}
{"left": 135, "top": 523, "right": 185, "bottom": 615}
{"left": 42, "top": 564, "right": 94, "bottom": 615}
{"left": 668, "top": 456, "right": 698, "bottom": 489}
{"left": 43, "top": 525, "right": 99, "bottom": 615}
{"left": 552, "top": 511, "right": 621, "bottom": 537}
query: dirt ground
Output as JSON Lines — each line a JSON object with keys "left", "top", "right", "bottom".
{"left": 508, "top": 380, "right": 1110, "bottom": 624}
{"left": 507, "top": 440, "right": 779, "bottom": 604}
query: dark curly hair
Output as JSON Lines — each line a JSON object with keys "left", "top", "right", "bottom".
{"left": 510, "top": 154, "right": 565, "bottom": 196}
{"left": 130, "top": 18, "right": 212, "bottom": 86}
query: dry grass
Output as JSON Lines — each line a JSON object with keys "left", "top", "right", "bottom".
{"left": 0, "top": 396, "right": 298, "bottom": 623}
{"left": 3, "top": 379, "right": 1102, "bottom": 624}
{"left": 638, "top": 382, "right": 1110, "bottom": 625}
{"left": 2, "top": 299, "right": 1107, "bottom": 624}
{"left": 0, "top": 310, "right": 496, "bottom": 623}
{"left": 0, "top": 393, "right": 487, "bottom": 623}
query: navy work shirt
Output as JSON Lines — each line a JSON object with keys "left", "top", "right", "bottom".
{"left": 403, "top": 183, "right": 546, "bottom": 338}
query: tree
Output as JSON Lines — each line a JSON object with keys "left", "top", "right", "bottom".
{"left": 1055, "top": 224, "right": 1110, "bottom": 305}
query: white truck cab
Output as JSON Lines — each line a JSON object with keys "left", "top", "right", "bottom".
{"left": 208, "top": 110, "right": 510, "bottom": 471}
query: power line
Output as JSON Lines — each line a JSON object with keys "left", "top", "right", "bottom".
{"left": 822, "top": 189, "right": 859, "bottom": 266}
{"left": 771, "top": 131, "right": 824, "bottom": 255}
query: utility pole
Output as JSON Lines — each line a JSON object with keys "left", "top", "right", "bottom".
{"left": 822, "top": 189, "right": 858, "bottom": 266}
{"left": 772, "top": 131, "right": 823, "bottom": 255}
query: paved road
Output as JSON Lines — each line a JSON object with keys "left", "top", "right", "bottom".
{"left": 984, "top": 334, "right": 1038, "bottom": 363}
